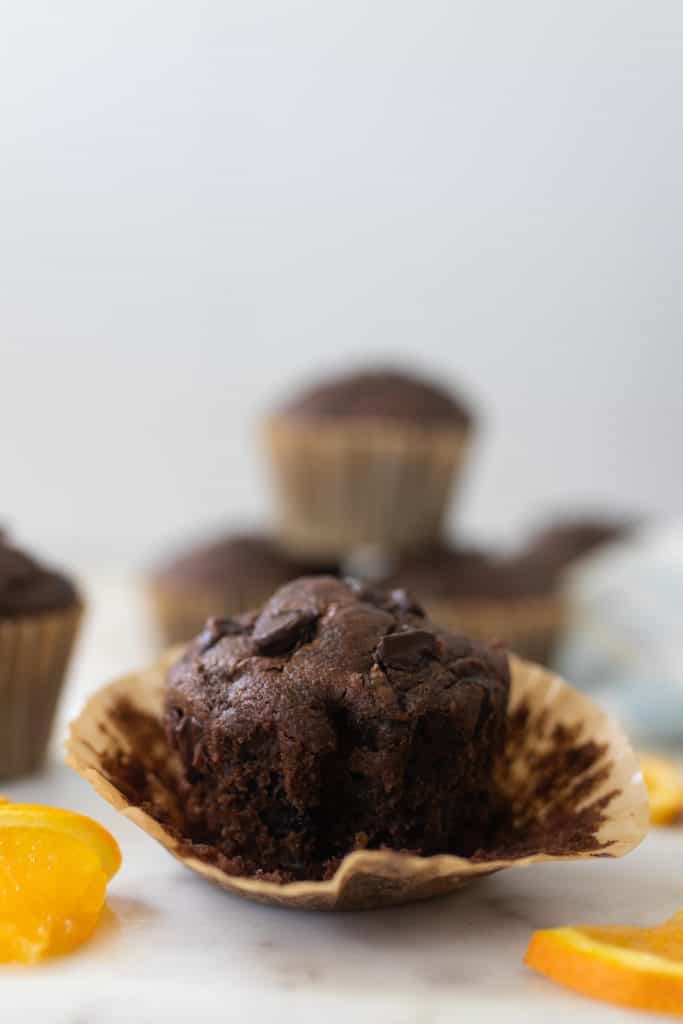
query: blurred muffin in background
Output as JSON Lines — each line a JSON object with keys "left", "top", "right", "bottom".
{"left": 523, "top": 516, "right": 634, "bottom": 580}
{"left": 0, "top": 533, "right": 82, "bottom": 778}
{"left": 147, "top": 531, "right": 337, "bottom": 647}
{"left": 381, "top": 544, "right": 566, "bottom": 666}
{"left": 262, "top": 367, "right": 474, "bottom": 560}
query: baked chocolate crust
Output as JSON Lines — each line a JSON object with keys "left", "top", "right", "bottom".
{"left": 152, "top": 531, "right": 331, "bottom": 591}
{"left": 0, "top": 535, "right": 78, "bottom": 617}
{"left": 277, "top": 368, "right": 472, "bottom": 427}
{"left": 384, "top": 544, "right": 557, "bottom": 601}
{"left": 524, "top": 518, "right": 632, "bottom": 578}
{"left": 165, "top": 576, "right": 509, "bottom": 880}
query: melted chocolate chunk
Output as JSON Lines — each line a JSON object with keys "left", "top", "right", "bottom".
{"left": 252, "top": 608, "right": 318, "bottom": 655}
{"left": 376, "top": 628, "right": 438, "bottom": 671}
{"left": 196, "top": 616, "right": 246, "bottom": 654}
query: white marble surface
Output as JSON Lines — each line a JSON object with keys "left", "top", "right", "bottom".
{"left": 0, "top": 579, "right": 681, "bottom": 1023}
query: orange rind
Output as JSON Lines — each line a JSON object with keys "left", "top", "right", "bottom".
{"left": 526, "top": 910, "right": 683, "bottom": 1016}
{"left": 0, "top": 803, "right": 121, "bottom": 964}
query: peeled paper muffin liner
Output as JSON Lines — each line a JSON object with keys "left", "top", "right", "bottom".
{"left": 423, "top": 596, "right": 568, "bottom": 667}
{"left": 67, "top": 650, "right": 647, "bottom": 911}
{"left": 0, "top": 603, "right": 82, "bottom": 779}
{"left": 262, "top": 416, "right": 471, "bottom": 559}
{"left": 145, "top": 578, "right": 277, "bottom": 648}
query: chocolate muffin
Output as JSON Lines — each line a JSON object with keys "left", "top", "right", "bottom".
{"left": 165, "top": 576, "right": 509, "bottom": 881}
{"left": 382, "top": 544, "right": 566, "bottom": 666}
{"left": 147, "top": 531, "right": 336, "bottom": 646}
{"left": 524, "top": 517, "right": 633, "bottom": 579}
{"left": 0, "top": 535, "right": 82, "bottom": 777}
{"left": 262, "top": 367, "right": 475, "bottom": 559}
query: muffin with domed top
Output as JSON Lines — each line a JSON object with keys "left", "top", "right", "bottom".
{"left": 147, "top": 530, "right": 336, "bottom": 646}
{"left": 0, "top": 533, "right": 82, "bottom": 778}
{"left": 382, "top": 543, "right": 567, "bottom": 666}
{"left": 262, "top": 367, "right": 474, "bottom": 560}
{"left": 165, "top": 575, "right": 509, "bottom": 882}
{"left": 522, "top": 516, "right": 634, "bottom": 580}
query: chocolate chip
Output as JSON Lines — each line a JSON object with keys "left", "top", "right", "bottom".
{"left": 252, "top": 608, "right": 318, "bottom": 655}
{"left": 375, "top": 629, "right": 438, "bottom": 671}
{"left": 196, "top": 616, "right": 245, "bottom": 654}
{"left": 387, "top": 588, "right": 424, "bottom": 616}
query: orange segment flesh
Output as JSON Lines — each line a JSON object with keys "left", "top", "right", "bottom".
{"left": 526, "top": 910, "right": 683, "bottom": 1016}
{"left": 641, "top": 754, "right": 683, "bottom": 825}
{"left": 0, "top": 806, "right": 121, "bottom": 880}
{"left": 0, "top": 804, "right": 121, "bottom": 964}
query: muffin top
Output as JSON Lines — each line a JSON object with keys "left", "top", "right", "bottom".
{"left": 152, "top": 532, "right": 332, "bottom": 590}
{"left": 167, "top": 576, "right": 509, "bottom": 769}
{"left": 0, "top": 535, "right": 78, "bottom": 617}
{"left": 383, "top": 545, "right": 557, "bottom": 602}
{"left": 524, "top": 518, "right": 632, "bottom": 578}
{"left": 276, "top": 368, "right": 472, "bottom": 427}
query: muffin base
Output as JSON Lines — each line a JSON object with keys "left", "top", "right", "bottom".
{"left": 263, "top": 416, "right": 470, "bottom": 559}
{"left": 0, "top": 603, "right": 82, "bottom": 779}
{"left": 168, "top": 683, "right": 506, "bottom": 881}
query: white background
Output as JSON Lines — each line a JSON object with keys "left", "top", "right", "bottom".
{"left": 1, "top": 0, "right": 681, "bottom": 572}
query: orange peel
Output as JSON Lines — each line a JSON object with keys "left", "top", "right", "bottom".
{"left": 526, "top": 910, "right": 683, "bottom": 1016}
{"left": 640, "top": 754, "right": 683, "bottom": 825}
{"left": 0, "top": 802, "right": 121, "bottom": 964}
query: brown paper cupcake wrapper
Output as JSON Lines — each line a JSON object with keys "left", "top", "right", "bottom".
{"left": 145, "top": 578, "right": 277, "bottom": 648}
{"left": 422, "top": 595, "right": 568, "bottom": 666}
{"left": 262, "top": 416, "right": 471, "bottom": 559}
{"left": 0, "top": 603, "right": 82, "bottom": 779}
{"left": 66, "top": 650, "right": 647, "bottom": 911}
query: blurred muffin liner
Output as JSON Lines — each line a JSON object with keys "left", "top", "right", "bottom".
{"left": 146, "top": 579, "right": 274, "bottom": 648}
{"left": 67, "top": 650, "right": 647, "bottom": 911}
{"left": 422, "top": 595, "right": 568, "bottom": 666}
{"left": 262, "top": 416, "right": 471, "bottom": 559}
{"left": 0, "top": 603, "right": 82, "bottom": 779}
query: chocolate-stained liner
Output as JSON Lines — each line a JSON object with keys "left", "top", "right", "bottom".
{"left": 422, "top": 595, "right": 568, "bottom": 666}
{"left": 0, "top": 603, "right": 82, "bottom": 779}
{"left": 262, "top": 416, "right": 471, "bottom": 559}
{"left": 67, "top": 651, "right": 648, "bottom": 911}
{"left": 145, "top": 578, "right": 276, "bottom": 648}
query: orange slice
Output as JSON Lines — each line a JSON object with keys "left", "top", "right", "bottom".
{"left": 0, "top": 803, "right": 121, "bottom": 963}
{"left": 641, "top": 754, "right": 683, "bottom": 825}
{"left": 526, "top": 910, "right": 683, "bottom": 1015}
